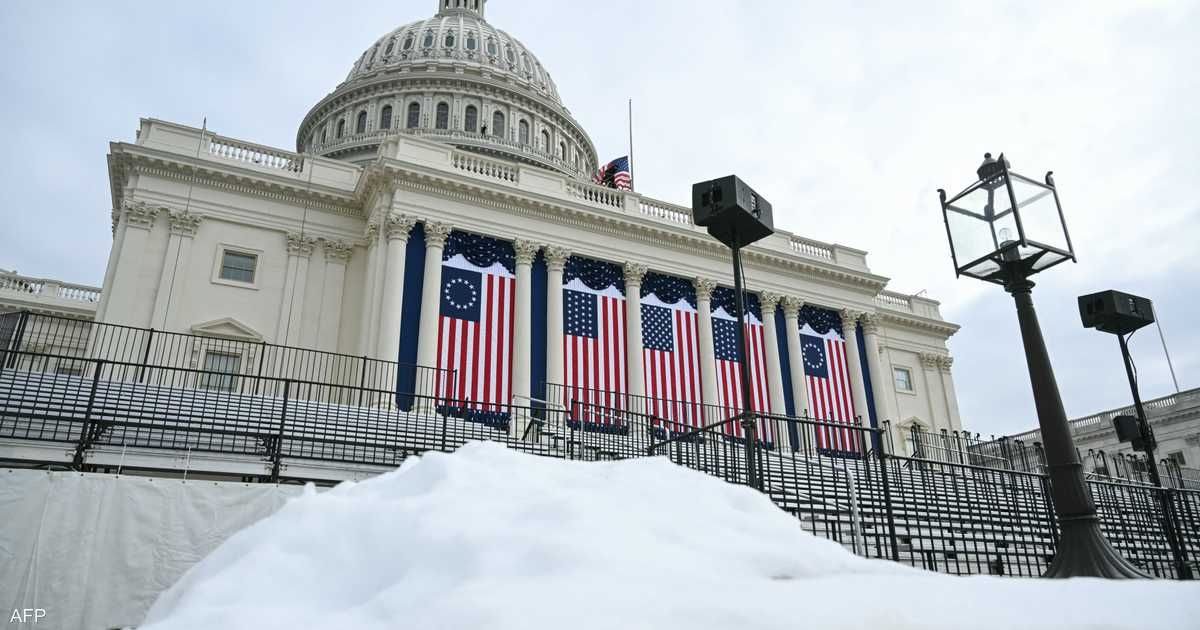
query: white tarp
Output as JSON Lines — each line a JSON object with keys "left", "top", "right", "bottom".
{"left": 0, "top": 468, "right": 306, "bottom": 630}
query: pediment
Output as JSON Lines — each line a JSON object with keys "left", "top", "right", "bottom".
{"left": 190, "top": 317, "right": 263, "bottom": 342}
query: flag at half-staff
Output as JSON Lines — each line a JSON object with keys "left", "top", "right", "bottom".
{"left": 593, "top": 156, "right": 632, "bottom": 191}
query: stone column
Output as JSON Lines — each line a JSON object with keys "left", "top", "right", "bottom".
{"left": 544, "top": 246, "right": 570, "bottom": 408}
{"left": 100, "top": 202, "right": 159, "bottom": 328}
{"left": 759, "top": 292, "right": 788, "bottom": 449}
{"left": 366, "top": 223, "right": 390, "bottom": 355}
{"left": 938, "top": 356, "right": 964, "bottom": 432}
{"left": 317, "top": 241, "right": 352, "bottom": 353}
{"left": 782, "top": 297, "right": 810, "bottom": 418}
{"left": 376, "top": 214, "right": 417, "bottom": 363}
{"left": 150, "top": 210, "right": 203, "bottom": 330}
{"left": 511, "top": 239, "right": 539, "bottom": 407}
{"left": 919, "top": 352, "right": 950, "bottom": 432}
{"left": 860, "top": 313, "right": 895, "bottom": 427}
{"left": 624, "top": 263, "right": 648, "bottom": 404}
{"left": 511, "top": 240, "right": 539, "bottom": 434}
{"left": 694, "top": 277, "right": 720, "bottom": 422}
{"left": 277, "top": 233, "right": 317, "bottom": 347}
{"left": 839, "top": 310, "right": 872, "bottom": 429}
{"left": 414, "top": 221, "right": 453, "bottom": 410}
{"left": 357, "top": 222, "right": 381, "bottom": 356}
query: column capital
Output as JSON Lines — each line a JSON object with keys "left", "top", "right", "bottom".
{"left": 624, "top": 262, "right": 648, "bottom": 285}
{"left": 323, "top": 240, "right": 353, "bottom": 264}
{"left": 364, "top": 222, "right": 380, "bottom": 247}
{"left": 759, "top": 291, "right": 782, "bottom": 314}
{"left": 938, "top": 355, "right": 955, "bottom": 372}
{"left": 167, "top": 210, "right": 203, "bottom": 237}
{"left": 693, "top": 277, "right": 717, "bottom": 301}
{"left": 839, "top": 308, "right": 864, "bottom": 331}
{"left": 286, "top": 233, "right": 318, "bottom": 257}
{"left": 424, "top": 221, "right": 453, "bottom": 248}
{"left": 782, "top": 296, "right": 804, "bottom": 319}
{"left": 920, "top": 352, "right": 943, "bottom": 369}
{"left": 514, "top": 239, "right": 540, "bottom": 266}
{"left": 121, "top": 200, "right": 160, "bottom": 230}
{"left": 384, "top": 214, "right": 418, "bottom": 242}
{"left": 860, "top": 312, "right": 882, "bottom": 335}
{"left": 544, "top": 245, "right": 571, "bottom": 272}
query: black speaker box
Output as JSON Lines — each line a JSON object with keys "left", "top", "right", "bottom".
{"left": 1078, "top": 290, "right": 1155, "bottom": 335}
{"left": 691, "top": 175, "right": 774, "bottom": 249}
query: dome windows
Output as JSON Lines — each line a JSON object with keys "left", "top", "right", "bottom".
{"left": 380, "top": 105, "right": 393, "bottom": 130}
{"left": 540, "top": 130, "right": 550, "bottom": 152}
{"left": 492, "top": 111, "right": 506, "bottom": 138}
{"left": 336, "top": 119, "right": 345, "bottom": 139}
{"left": 436, "top": 103, "right": 450, "bottom": 130}
{"left": 486, "top": 38, "right": 497, "bottom": 56}
{"left": 518, "top": 119, "right": 530, "bottom": 145}
{"left": 466, "top": 32, "right": 477, "bottom": 51}
{"left": 403, "top": 35, "right": 415, "bottom": 51}
{"left": 558, "top": 142, "right": 566, "bottom": 159}
{"left": 464, "top": 105, "right": 479, "bottom": 133}
{"left": 423, "top": 32, "right": 435, "bottom": 48}
{"left": 445, "top": 32, "right": 456, "bottom": 48}
{"left": 320, "top": 125, "right": 327, "bottom": 144}
{"left": 407, "top": 103, "right": 421, "bottom": 129}
{"left": 384, "top": 39, "right": 395, "bottom": 56}
{"left": 505, "top": 46, "right": 516, "bottom": 66}
{"left": 356, "top": 110, "right": 368, "bottom": 134}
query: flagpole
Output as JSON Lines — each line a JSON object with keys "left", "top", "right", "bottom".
{"left": 627, "top": 98, "right": 635, "bottom": 192}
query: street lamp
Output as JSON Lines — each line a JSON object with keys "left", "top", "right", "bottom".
{"left": 938, "top": 153, "right": 1148, "bottom": 578}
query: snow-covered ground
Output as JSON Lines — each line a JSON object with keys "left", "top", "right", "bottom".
{"left": 142, "top": 442, "right": 1197, "bottom": 630}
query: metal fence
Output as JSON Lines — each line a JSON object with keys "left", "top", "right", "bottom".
{"left": 0, "top": 316, "right": 1196, "bottom": 579}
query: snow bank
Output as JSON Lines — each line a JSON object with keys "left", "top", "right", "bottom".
{"left": 142, "top": 442, "right": 1197, "bottom": 630}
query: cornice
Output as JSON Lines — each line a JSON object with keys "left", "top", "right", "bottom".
{"left": 875, "top": 310, "right": 961, "bottom": 339}
{"left": 108, "top": 145, "right": 362, "bottom": 220}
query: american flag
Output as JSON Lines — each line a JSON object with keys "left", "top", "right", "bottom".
{"left": 799, "top": 306, "right": 861, "bottom": 457}
{"left": 593, "top": 156, "right": 632, "bottom": 191}
{"left": 711, "top": 289, "right": 773, "bottom": 443}
{"left": 640, "top": 281, "right": 703, "bottom": 434}
{"left": 436, "top": 232, "right": 516, "bottom": 429}
{"left": 563, "top": 257, "right": 627, "bottom": 429}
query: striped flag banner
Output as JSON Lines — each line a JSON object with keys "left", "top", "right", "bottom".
{"left": 711, "top": 304, "right": 774, "bottom": 444}
{"left": 436, "top": 237, "right": 516, "bottom": 429}
{"left": 799, "top": 322, "right": 862, "bottom": 457}
{"left": 563, "top": 265, "right": 628, "bottom": 431}
{"left": 641, "top": 290, "right": 703, "bottom": 434}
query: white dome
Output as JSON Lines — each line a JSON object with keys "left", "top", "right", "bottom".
{"left": 297, "top": 0, "right": 597, "bottom": 179}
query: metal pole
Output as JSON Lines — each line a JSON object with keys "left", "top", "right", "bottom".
{"left": 730, "top": 242, "right": 759, "bottom": 491}
{"left": 1152, "top": 309, "right": 1181, "bottom": 394}
{"left": 1117, "top": 334, "right": 1192, "bottom": 579}
{"left": 271, "top": 380, "right": 290, "bottom": 482}
{"left": 1003, "top": 269, "right": 1147, "bottom": 578}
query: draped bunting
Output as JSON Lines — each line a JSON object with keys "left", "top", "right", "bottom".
{"left": 798, "top": 305, "right": 860, "bottom": 458}
{"left": 710, "top": 287, "right": 773, "bottom": 444}
{"left": 562, "top": 256, "right": 627, "bottom": 432}
{"left": 444, "top": 230, "right": 516, "bottom": 275}
{"left": 564, "top": 256, "right": 625, "bottom": 293}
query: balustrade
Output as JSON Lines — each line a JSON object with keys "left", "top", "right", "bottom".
{"left": 208, "top": 136, "right": 304, "bottom": 173}
{"left": 638, "top": 198, "right": 692, "bottom": 225}
{"left": 565, "top": 181, "right": 623, "bottom": 209}
{"left": 789, "top": 237, "right": 835, "bottom": 261}
{"left": 450, "top": 151, "right": 519, "bottom": 183}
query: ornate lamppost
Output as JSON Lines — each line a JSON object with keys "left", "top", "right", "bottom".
{"left": 938, "top": 153, "right": 1148, "bottom": 578}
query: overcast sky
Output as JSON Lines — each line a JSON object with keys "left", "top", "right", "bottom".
{"left": 1, "top": 0, "right": 1196, "bottom": 437}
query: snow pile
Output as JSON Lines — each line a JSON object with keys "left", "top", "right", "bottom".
{"left": 143, "top": 443, "right": 1197, "bottom": 630}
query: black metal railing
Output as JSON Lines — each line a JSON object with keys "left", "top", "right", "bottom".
{"left": 1, "top": 337, "right": 1197, "bottom": 579}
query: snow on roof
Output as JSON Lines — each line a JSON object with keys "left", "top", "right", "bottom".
{"left": 142, "top": 442, "right": 1198, "bottom": 630}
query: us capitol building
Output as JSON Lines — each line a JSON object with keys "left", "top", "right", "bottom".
{"left": 6, "top": 0, "right": 964, "bottom": 455}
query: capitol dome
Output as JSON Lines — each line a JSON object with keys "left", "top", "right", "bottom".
{"left": 297, "top": 0, "right": 598, "bottom": 179}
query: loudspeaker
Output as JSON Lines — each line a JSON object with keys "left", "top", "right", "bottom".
{"left": 691, "top": 175, "right": 774, "bottom": 249}
{"left": 1112, "top": 415, "right": 1146, "bottom": 451}
{"left": 1078, "top": 290, "right": 1155, "bottom": 336}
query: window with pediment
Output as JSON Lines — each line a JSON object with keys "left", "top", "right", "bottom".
{"left": 380, "top": 105, "right": 393, "bottom": 130}
{"left": 493, "top": 111, "right": 506, "bottom": 137}
{"left": 464, "top": 105, "right": 478, "bottom": 132}
{"left": 407, "top": 102, "right": 421, "bottom": 129}
{"left": 436, "top": 103, "right": 450, "bottom": 130}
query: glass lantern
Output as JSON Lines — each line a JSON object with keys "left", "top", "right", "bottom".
{"left": 939, "top": 153, "right": 1076, "bottom": 283}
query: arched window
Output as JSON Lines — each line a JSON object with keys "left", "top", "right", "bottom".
{"left": 505, "top": 47, "right": 516, "bottom": 65}
{"left": 336, "top": 119, "right": 345, "bottom": 139}
{"left": 380, "top": 105, "right": 393, "bottom": 130}
{"left": 436, "top": 103, "right": 450, "bottom": 130}
{"left": 518, "top": 119, "right": 530, "bottom": 145}
{"left": 355, "top": 110, "right": 368, "bottom": 134}
{"left": 486, "top": 38, "right": 497, "bottom": 56}
{"left": 406, "top": 103, "right": 421, "bottom": 129}
{"left": 558, "top": 142, "right": 566, "bottom": 159}
{"left": 423, "top": 32, "right": 434, "bottom": 48}
{"left": 540, "top": 130, "right": 550, "bottom": 152}
{"left": 492, "top": 111, "right": 506, "bottom": 137}
{"left": 403, "top": 35, "right": 414, "bottom": 50}
{"left": 466, "top": 33, "right": 477, "bottom": 51}
{"left": 320, "top": 125, "right": 327, "bottom": 144}
{"left": 384, "top": 39, "right": 395, "bottom": 55}
{"left": 445, "top": 32, "right": 456, "bottom": 48}
{"left": 464, "top": 105, "right": 479, "bottom": 132}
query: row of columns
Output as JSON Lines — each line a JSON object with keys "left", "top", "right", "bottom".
{"left": 357, "top": 218, "right": 904, "bottom": 430}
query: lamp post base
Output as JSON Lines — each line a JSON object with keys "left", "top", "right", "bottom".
{"left": 1044, "top": 515, "right": 1151, "bottom": 579}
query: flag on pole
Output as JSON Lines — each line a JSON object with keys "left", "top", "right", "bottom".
{"left": 711, "top": 288, "right": 773, "bottom": 443}
{"left": 640, "top": 274, "right": 702, "bottom": 433}
{"left": 436, "top": 232, "right": 516, "bottom": 429}
{"left": 798, "top": 307, "right": 862, "bottom": 457}
{"left": 593, "top": 156, "right": 632, "bottom": 191}
{"left": 562, "top": 256, "right": 628, "bottom": 431}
